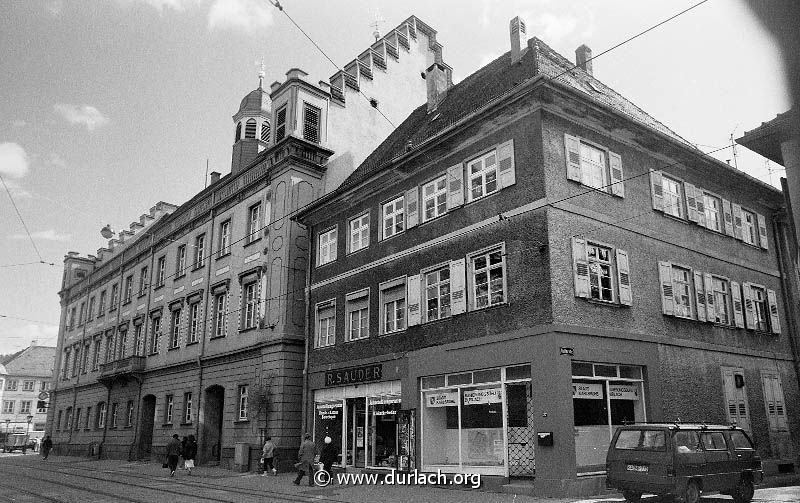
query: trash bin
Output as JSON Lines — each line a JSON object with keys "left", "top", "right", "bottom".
{"left": 233, "top": 442, "right": 250, "bottom": 472}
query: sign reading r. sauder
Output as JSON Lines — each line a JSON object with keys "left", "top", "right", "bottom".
{"left": 325, "top": 364, "right": 383, "bottom": 386}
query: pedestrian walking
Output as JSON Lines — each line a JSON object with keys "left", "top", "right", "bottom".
{"left": 179, "top": 436, "right": 188, "bottom": 470}
{"left": 261, "top": 436, "right": 277, "bottom": 476}
{"left": 293, "top": 434, "right": 316, "bottom": 486}
{"left": 319, "top": 436, "right": 338, "bottom": 480}
{"left": 183, "top": 435, "right": 197, "bottom": 475}
{"left": 41, "top": 435, "right": 53, "bottom": 461}
{"left": 165, "top": 434, "right": 182, "bottom": 477}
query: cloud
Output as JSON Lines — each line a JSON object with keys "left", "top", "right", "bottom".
{"left": 2, "top": 179, "right": 32, "bottom": 199}
{"left": 9, "top": 229, "right": 72, "bottom": 242}
{"left": 11, "top": 120, "right": 26, "bottom": 128}
{"left": 47, "top": 153, "right": 67, "bottom": 170}
{"left": 116, "top": 0, "right": 199, "bottom": 11}
{"left": 208, "top": 0, "right": 273, "bottom": 33}
{"left": 53, "top": 104, "right": 110, "bottom": 131}
{"left": 0, "top": 143, "right": 30, "bottom": 179}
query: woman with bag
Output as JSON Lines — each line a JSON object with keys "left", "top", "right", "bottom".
{"left": 261, "top": 436, "right": 277, "bottom": 476}
{"left": 293, "top": 434, "right": 316, "bottom": 486}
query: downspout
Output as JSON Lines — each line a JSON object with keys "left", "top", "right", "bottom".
{"left": 196, "top": 207, "right": 216, "bottom": 452}
{"left": 300, "top": 222, "right": 312, "bottom": 437}
{"left": 772, "top": 213, "right": 800, "bottom": 390}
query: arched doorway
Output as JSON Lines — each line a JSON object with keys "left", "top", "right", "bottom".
{"left": 138, "top": 395, "right": 156, "bottom": 460}
{"left": 202, "top": 385, "right": 224, "bottom": 465}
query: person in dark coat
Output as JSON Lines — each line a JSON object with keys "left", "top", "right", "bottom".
{"left": 41, "top": 435, "right": 53, "bottom": 461}
{"left": 293, "top": 434, "right": 316, "bottom": 486}
{"left": 179, "top": 436, "right": 188, "bottom": 470}
{"left": 165, "top": 434, "right": 182, "bottom": 477}
{"left": 183, "top": 435, "right": 197, "bottom": 475}
{"left": 319, "top": 436, "right": 338, "bottom": 480}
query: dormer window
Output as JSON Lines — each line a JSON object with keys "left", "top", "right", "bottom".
{"left": 261, "top": 122, "right": 270, "bottom": 142}
{"left": 276, "top": 106, "right": 287, "bottom": 141}
{"left": 245, "top": 119, "right": 257, "bottom": 139}
{"left": 303, "top": 103, "right": 321, "bottom": 144}
{"left": 235, "top": 122, "right": 242, "bottom": 142}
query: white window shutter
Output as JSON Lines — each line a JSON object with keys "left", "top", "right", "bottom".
{"left": 757, "top": 213, "right": 769, "bottom": 249}
{"left": 609, "top": 151, "right": 624, "bottom": 197}
{"left": 742, "top": 282, "right": 756, "bottom": 330}
{"left": 731, "top": 281, "right": 744, "bottom": 328}
{"left": 407, "top": 274, "right": 421, "bottom": 327}
{"left": 695, "top": 189, "right": 707, "bottom": 228}
{"left": 762, "top": 374, "right": 779, "bottom": 431}
{"left": 723, "top": 368, "right": 750, "bottom": 431}
{"left": 450, "top": 258, "right": 467, "bottom": 315}
{"left": 658, "top": 261, "right": 674, "bottom": 315}
{"left": 330, "top": 228, "right": 338, "bottom": 262}
{"left": 703, "top": 272, "right": 715, "bottom": 322}
{"left": 447, "top": 164, "right": 464, "bottom": 208}
{"left": 732, "top": 203, "right": 744, "bottom": 240}
{"left": 572, "top": 237, "right": 590, "bottom": 298}
{"left": 722, "top": 199, "right": 735, "bottom": 237}
{"left": 765, "top": 374, "right": 788, "bottom": 430}
{"left": 564, "top": 134, "right": 582, "bottom": 182}
{"left": 766, "top": 289, "right": 782, "bottom": 334}
{"left": 615, "top": 249, "right": 632, "bottom": 305}
{"left": 650, "top": 170, "right": 664, "bottom": 211}
{"left": 693, "top": 270, "right": 706, "bottom": 322}
{"left": 405, "top": 187, "right": 419, "bottom": 229}
{"left": 497, "top": 139, "right": 516, "bottom": 189}
{"left": 685, "top": 183, "right": 699, "bottom": 223}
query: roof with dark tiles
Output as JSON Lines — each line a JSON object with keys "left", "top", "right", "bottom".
{"left": 0, "top": 346, "right": 56, "bottom": 377}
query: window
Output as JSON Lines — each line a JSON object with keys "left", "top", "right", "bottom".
{"left": 244, "top": 118, "right": 257, "bottom": 139}
{"left": 349, "top": 213, "right": 370, "bottom": 253}
{"left": 586, "top": 244, "right": 613, "bottom": 302}
{"left": 124, "top": 275, "right": 133, "bottom": 304}
{"left": 671, "top": 266, "right": 693, "bottom": 318}
{"left": 97, "top": 290, "right": 106, "bottom": 314}
{"left": 148, "top": 316, "right": 161, "bottom": 355}
{"left": 318, "top": 227, "right": 337, "bottom": 266}
{"left": 105, "top": 334, "right": 114, "bottom": 363}
{"left": 126, "top": 401, "right": 134, "bottom": 427}
{"left": 92, "top": 339, "right": 101, "bottom": 370}
{"left": 72, "top": 346, "right": 80, "bottom": 375}
{"left": 133, "top": 324, "right": 144, "bottom": 356}
{"left": 110, "top": 284, "right": 119, "bottom": 310}
{"left": 82, "top": 343, "right": 90, "bottom": 372}
{"left": 6, "top": 379, "right": 17, "bottom": 391}
{"left": 711, "top": 276, "right": 730, "bottom": 324}
{"left": 87, "top": 296, "right": 95, "bottom": 321}
{"left": 471, "top": 247, "right": 506, "bottom": 309}
{"left": 176, "top": 245, "right": 187, "bottom": 276}
{"left": 213, "top": 292, "right": 227, "bottom": 337}
{"left": 156, "top": 256, "right": 166, "bottom": 287}
{"left": 722, "top": 367, "right": 750, "bottom": 431}
{"left": 238, "top": 385, "right": 249, "bottom": 420}
{"left": 761, "top": 371, "right": 788, "bottom": 431}
{"left": 22, "top": 380, "right": 35, "bottom": 392}
{"left": 346, "top": 290, "right": 369, "bottom": 341}
{"left": 380, "top": 279, "right": 406, "bottom": 334}
{"left": 235, "top": 122, "right": 242, "bottom": 142}
{"left": 703, "top": 193, "right": 722, "bottom": 232}
{"left": 422, "top": 176, "right": 448, "bottom": 221}
{"left": 61, "top": 352, "right": 70, "bottom": 379}
{"left": 97, "top": 402, "right": 106, "bottom": 429}
{"left": 751, "top": 285, "right": 769, "bottom": 332}
{"left": 68, "top": 307, "right": 76, "bottom": 329}
{"left": 139, "top": 266, "right": 148, "bottom": 296}
{"left": 467, "top": 150, "right": 498, "bottom": 201}
{"left": 302, "top": 103, "right": 321, "bottom": 143}
{"left": 2, "top": 401, "right": 14, "bottom": 414}
{"left": 741, "top": 209, "right": 758, "bottom": 246}
{"left": 111, "top": 403, "right": 119, "bottom": 428}
{"left": 382, "top": 196, "right": 405, "bottom": 239}
{"left": 261, "top": 121, "right": 270, "bottom": 142}
{"left": 730, "top": 430, "right": 754, "bottom": 450}
{"left": 40, "top": 381, "right": 50, "bottom": 391}
{"left": 315, "top": 300, "right": 336, "bottom": 348}
{"left": 65, "top": 407, "right": 73, "bottom": 430}
{"left": 425, "top": 266, "right": 451, "bottom": 321}
{"left": 37, "top": 400, "right": 48, "bottom": 414}
{"left": 165, "top": 395, "right": 174, "bottom": 424}
{"left": 194, "top": 234, "right": 206, "bottom": 268}
{"left": 242, "top": 282, "right": 258, "bottom": 329}
{"left": 219, "top": 220, "right": 231, "bottom": 256}
{"left": 701, "top": 431, "right": 728, "bottom": 450}
{"left": 19, "top": 401, "right": 31, "bottom": 414}
{"left": 183, "top": 392, "right": 193, "bottom": 423}
{"left": 247, "top": 203, "right": 261, "bottom": 243}
{"left": 275, "top": 105, "right": 286, "bottom": 141}
{"left": 74, "top": 408, "right": 81, "bottom": 430}
{"left": 661, "top": 176, "right": 683, "bottom": 217}
{"left": 57, "top": 410, "right": 63, "bottom": 431}
{"left": 188, "top": 302, "right": 200, "bottom": 344}
{"left": 169, "top": 308, "right": 181, "bottom": 349}
{"left": 79, "top": 301, "right": 86, "bottom": 325}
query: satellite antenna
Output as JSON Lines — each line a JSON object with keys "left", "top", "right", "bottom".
{"left": 370, "top": 9, "right": 386, "bottom": 42}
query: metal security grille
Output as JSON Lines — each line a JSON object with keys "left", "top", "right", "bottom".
{"left": 506, "top": 382, "right": 535, "bottom": 477}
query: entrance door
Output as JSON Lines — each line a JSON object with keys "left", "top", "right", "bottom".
{"left": 505, "top": 382, "right": 535, "bottom": 477}
{"left": 138, "top": 395, "right": 156, "bottom": 460}
{"left": 346, "top": 397, "right": 366, "bottom": 467}
{"left": 368, "top": 398, "right": 400, "bottom": 468}
{"left": 202, "top": 385, "right": 224, "bottom": 465}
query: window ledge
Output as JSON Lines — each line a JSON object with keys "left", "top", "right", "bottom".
{"left": 122, "top": 300, "right": 132, "bottom": 306}
{"left": 238, "top": 326, "right": 258, "bottom": 334}
{"left": 243, "top": 238, "right": 261, "bottom": 249}
{"left": 344, "top": 336, "right": 370, "bottom": 343}
{"left": 316, "top": 260, "right": 337, "bottom": 269}
{"left": 153, "top": 284, "right": 164, "bottom": 291}
{"left": 147, "top": 352, "right": 159, "bottom": 357}
{"left": 209, "top": 335, "right": 226, "bottom": 341}
{"left": 313, "top": 344, "right": 336, "bottom": 350}
{"left": 584, "top": 298, "right": 618, "bottom": 307}
{"left": 109, "top": 307, "right": 118, "bottom": 313}
{"left": 233, "top": 419, "right": 250, "bottom": 424}
{"left": 161, "top": 423, "right": 174, "bottom": 428}
{"left": 180, "top": 422, "right": 193, "bottom": 427}
{"left": 191, "top": 265, "right": 205, "bottom": 272}
{"left": 168, "top": 346, "right": 180, "bottom": 352}
{"left": 175, "top": 273, "right": 186, "bottom": 281}
{"left": 379, "top": 329, "right": 406, "bottom": 337}
{"left": 347, "top": 246, "right": 370, "bottom": 257}
{"left": 185, "top": 341, "right": 199, "bottom": 347}
{"left": 216, "top": 252, "right": 231, "bottom": 261}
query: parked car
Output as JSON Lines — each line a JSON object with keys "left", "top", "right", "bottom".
{"left": 2, "top": 434, "right": 36, "bottom": 453}
{"left": 606, "top": 423, "right": 762, "bottom": 503}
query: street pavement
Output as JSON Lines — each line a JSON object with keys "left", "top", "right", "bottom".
{"left": 0, "top": 452, "right": 796, "bottom": 503}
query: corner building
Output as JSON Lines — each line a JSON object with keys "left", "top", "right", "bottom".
{"left": 296, "top": 16, "right": 799, "bottom": 496}
{"left": 47, "top": 16, "right": 449, "bottom": 469}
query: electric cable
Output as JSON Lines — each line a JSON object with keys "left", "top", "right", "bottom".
{"left": 0, "top": 173, "right": 44, "bottom": 262}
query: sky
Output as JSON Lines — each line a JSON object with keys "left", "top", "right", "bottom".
{"left": 0, "top": 0, "right": 791, "bottom": 354}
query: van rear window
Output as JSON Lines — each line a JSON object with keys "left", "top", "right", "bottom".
{"left": 614, "top": 429, "right": 666, "bottom": 451}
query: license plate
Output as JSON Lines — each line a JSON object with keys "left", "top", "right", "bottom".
{"left": 626, "top": 464, "right": 648, "bottom": 472}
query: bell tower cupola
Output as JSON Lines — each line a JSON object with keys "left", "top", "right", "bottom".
{"left": 231, "top": 66, "right": 272, "bottom": 175}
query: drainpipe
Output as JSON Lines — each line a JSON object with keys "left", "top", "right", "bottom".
{"left": 300, "top": 223, "right": 313, "bottom": 437}
{"left": 772, "top": 214, "right": 800, "bottom": 390}
{"left": 196, "top": 207, "right": 216, "bottom": 457}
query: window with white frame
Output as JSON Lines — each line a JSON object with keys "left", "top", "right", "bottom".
{"left": 97, "top": 402, "right": 106, "bottom": 429}
{"left": 156, "top": 256, "right": 166, "bottom": 287}
{"left": 139, "top": 266, "right": 148, "bottom": 296}
{"left": 318, "top": 227, "right": 337, "bottom": 266}
{"left": 662, "top": 176, "right": 683, "bottom": 218}
{"left": 124, "top": 276, "right": 133, "bottom": 303}
{"left": 761, "top": 371, "right": 788, "bottom": 431}
{"left": 470, "top": 247, "right": 506, "bottom": 309}
{"left": 176, "top": 245, "right": 187, "bottom": 276}
{"left": 380, "top": 278, "right": 406, "bottom": 334}
{"left": 164, "top": 395, "right": 173, "bottom": 424}
{"left": 302, "top": 103, "right": 321, "bottom": 144}
{"left": 587, "top": 244, "right": 613, "bottom": 302}
{"left": 92, "top": 339, "right": 101, "bottom": 369}
{"left": 219, "top": 220, "right": 231, "bottom": 256}
{"left": 111, "top": 402, "right": 119, "bottom": 428}
{"left": 424, "top": 266, "right": 451, "bottom": 321}
{"left": 237, "top": 385, "right": 249, "bottom": 421}
{"left": 22, "top": 380, "right": 35, "bottom": 392}
{"left": 2, "top": 401, "right": 14, "bottom": 414}
{"left": 703, "top": 193, "right": 723, "bottom": 232}
{"left": 133, "top": 324, "right": 143, "bottom": 356}
{"left": 148, "top": 316, "right": 161, "bottom": 355}
{"left": 169, "top": 308, "right": 181, "bottom": 349}
{"left": 117, "top": 330, "right": 127, "bottom": 360}
{"left": 422, "top": 175, "right": 448, "bottom": 221}
{"left": 382, "top": 196, "right": 405, "bottom": 239}
{"left": 349, "top": 213, "right": 370, "bottom": 253}
{"left": 213, "top": 292, "right": 227, "bottom": 337}
{"left": 184, "top": 392, "right": 193, "bottom": 423}
{"left": 242, "top": 281, "right": 258, "bottom": 329}
{"left": 188, "top": 301, "right": 200, "bottom": 344}
{"left": 580, "top": 143, "right": 607, "bottom": 190}
{"left": 20, "top": 401, "right": 31, "bottom": 414}
{"left": 98, "top": 290, "right": 106, "bottom": 314}
{"left": 467, "top": 150, "right": 498, "bottom": 201}
{"left": 105, "top": 334, "right": 114, "bottom": 363}
{"left": 247, "top": 203, "right": 261, "bottom": 243}
{"left": 751, "top": 285, "right": 769, "bottom": 332}
{"left": 194, "top": 234, "right": 206, "bottom": 268}
{"left": 126, "top": 401, "right": 134, "bottom": 427}
{"left": 38, "top": 400, "right": 48, "bottom": 414}
{"left": 741, "top": 209, "right": 758, "bottom": 246}
{"left": 345, "top": 290, "right": 369, "bottom": 341}
{"left": 671, "top": 265, "right": 693, "bottom": 318}
{"left": 711, "top": 276, "right": 731, "bottom": 325}
{"left": 315, "top": 300, "right": 336, "bottom": 348}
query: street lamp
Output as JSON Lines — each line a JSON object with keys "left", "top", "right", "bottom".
{"left": 22, "top": 415, "right": 32, "bottom": 454}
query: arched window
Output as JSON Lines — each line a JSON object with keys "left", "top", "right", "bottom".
{"left": 245, "top": 119, "right": 257, "bottom": 139}
{"left": 261, "top": 121, "right": 270, "bottom": 142}
{"left": 235, "top": 122, "right": 242, "bottom": 142}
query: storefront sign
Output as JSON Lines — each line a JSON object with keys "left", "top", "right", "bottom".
{"left": 609, "top": 384, "right": 639, "bottom": 400}
{"left": 316, "top": 402, "right": 342, "bottom": 420}
{"left": 325, "top": 364, "right": 383, "bottom": 386}
{"left": 371, "top": 397, "right": 401, "bottom": 416}
{"left": 572, "top": 382, "right": 603, "bottom": 399}
{"left": 426, "top": 391, "right": 458, "bottom": 407}
{"left": 463, "top": 388, "right": 502, "bottom": 405}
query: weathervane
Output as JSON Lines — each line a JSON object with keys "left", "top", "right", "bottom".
{"left": 254, "top": 58, "right": 266, "bottom": 89}
{"left": 370, "top": 9, "right": 386, "bottom": 42}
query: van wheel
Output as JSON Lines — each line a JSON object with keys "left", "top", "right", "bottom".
{"left": 622, "top": 490, "right": 642, "bottom": 502}
{"left": 732, "top": 477, "right": 754, "bottom": 503}
{"left": 683, "top": 481, "right": 701, "bottom": 503}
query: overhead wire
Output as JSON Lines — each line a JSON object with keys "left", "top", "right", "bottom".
{"left": 0, "top": 173, "right": 44, "bottom": 262}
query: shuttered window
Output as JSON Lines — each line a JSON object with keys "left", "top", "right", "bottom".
{"left": 741, "top": 209, "right": 758, "bottom": 246}
{"left": 382, "top": 196, "right": 405, "bottom": 239}
{"left": 722, "top": 367, "right": 750, "bottom": 431}
{"left": 261, "top": 121, "right": 270, "bottom": 142}
{"left": 244, "top": 119, "right": 257, "bottom": 139}
{"left": 470, "top": 246, "right": 506, "bottom": 309}
{"left": 302, "top": 103, "right": 321, "bottom": 143}
{"left": 275, "top": 106, "right": 286, "bottom": 141}
{"left": 662, "top": 176, "right": 683, "bottom": 218}
{"left": 761, "top": 371, "right": 788, "bottom": 431}
{"left": 422, "top": 176, "right": 448, "bottom": 221}
{"left": 565, "top": 134, "right": 624, "bottom": 197}
{"left": 424, "top": 265, "right": 451, "bottom": 321}
{"left": 573, "top": 238, "right": 631, "bottom": 306}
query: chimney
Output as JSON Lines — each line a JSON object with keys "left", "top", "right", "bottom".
{"left": 210, "top": 171, "right": 221, "bottom": 184}
{"left": 425, "top": 63, "right": 448, "bottom": 113}
{"left": 30, "top": 340, "right": 37, "bottom": 347}
{"left": 575, "top": 44, "right": 593, "bottom": 75}
{"left": 510, "top": 16, "right": 528, "bottom": 63}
